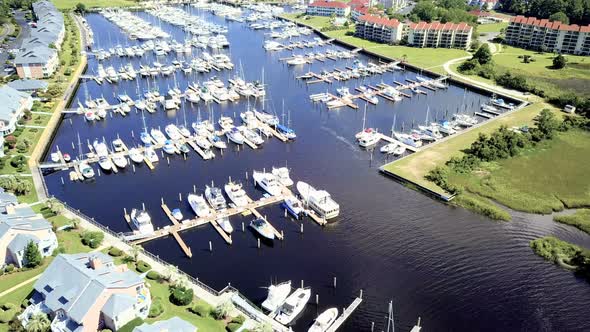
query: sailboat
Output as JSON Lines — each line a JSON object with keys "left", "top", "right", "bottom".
{"left": 276, "top": 100, "right": 296, "bottom": 139}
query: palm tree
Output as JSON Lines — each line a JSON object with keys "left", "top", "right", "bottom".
{"left": 26, "top": 313, "right": 50, "bottom": 332}
{"left": 131, "top": 244, "right": 141, "bottom": 263}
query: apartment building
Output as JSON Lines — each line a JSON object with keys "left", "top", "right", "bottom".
{"left": 355, "top": 15, "right": 404, "bottom": 44}
{"left": 505, "top": 15, "right": 590, "bottom": 55}
{"left": 306, "top": 1, "right": 351, "bottom": 17}
{"left": 408, "top": 21, "right": 473, "bottom": 49}
{"left": 0, "top": 85, "right": 33, "bottom": 136}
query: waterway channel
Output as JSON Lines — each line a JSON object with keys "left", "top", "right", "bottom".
{"left": 43, "top": 7, "right": 590, "bottom": 332}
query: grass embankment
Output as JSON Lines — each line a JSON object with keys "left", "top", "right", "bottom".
{"left": 554, "top": 209, "right": 590, "bottom": 235}
{"left": 51, "top": 0, "right": 136, "bottom": 10}
{"left": 448, "top": 129, "right": 590, "bottom": 214}
{"left": 281, "top": 13, "right": 469, "bottom": 71}
{"left": 530, "top": 236, "right": 590, "bottom": 278}
{"left": 476, "top": 22, "right": 508, "bottom": 33}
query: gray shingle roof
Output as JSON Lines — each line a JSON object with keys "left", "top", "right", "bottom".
{"left": 0, "top": 85, "right": 31, "bottom": 122}
{"left": 0, "top": 188, "right": 18, "bottom": 213}
{"left": 133, "top": 317, "right": 198, "bottom": 332}
{"left": 101, "top": 294, "right": 136, "bottom": 319}
{"left": 14, "top": 46, "right": 56, "bottom": 65}
{"left": 7, "top": 79, "right": 48, "bottom": 92}
{"left": 7, "top": 233, "right": 39, "bottom": 253}
{"left": 33, "top": 253, "right": 144, "bottom": 324}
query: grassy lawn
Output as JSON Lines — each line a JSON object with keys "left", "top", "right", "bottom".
{"left": 145, "top": 280, "right": 226, "bottom": 331}
{"left": 281, "top": 14, "right": 469, "bottom": 71}
{"left": 51, "top": 0, "right": 137, "bottom": 10}
{"left": 383, "top": 102, "right": 558, "bottom": 195}
{"left": 554, "top": 209, "right": 590, "bottom": 235}
{"left": 476, "top": 22, "right": 508, "bottom": 33}
{"left": 0, "top": 258, "right": 52, "bottom": 294}
{"left": 448, "top": 129, "right": 590, "bottom": 214}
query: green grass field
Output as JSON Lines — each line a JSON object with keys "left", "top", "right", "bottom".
{"left": 51, "top": 0, "right": 137, "bottom": 10}
{"left": 554, "top": 209, "right": 590, "bottom": 235}
{"left": 476, "top": 22, "right": 508, "bottom": 34}
{"left": 449, "top": 129, "right": 590, "bottom": 214}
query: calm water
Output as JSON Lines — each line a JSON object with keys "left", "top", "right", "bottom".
{"left": 44, "top": 8, "right": 590, "bottom": 332}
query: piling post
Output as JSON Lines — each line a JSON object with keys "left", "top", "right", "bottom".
{"left": 284, "top": 208, "right": 287, "bottom": 218}
{"left": 71, "top": 142, "right": 75, "bottom": 149}
{"left": 300, "top": 223, "right": 303, "bottom": 234}
{"left": 161, "top": 197, "right": 164, "bottom": 205}
{"left": 193, "top": 185, "right": 196, "bottom": 193}
{"left": 209, "top": 241, "right": 212, "bottom": 252}
{"left": 179, "top": 193, "right": 182, "bottom": 202}
{"left": 371, "top": 322, "right": 374, "bottom": 332}
{"left": 316, "top": 294, "right": 319, "bottom": 305}
{"left": 360, "top": 289, "right": 363, "bottom": 299}
{"left": 301, "top": 280, "right": 304, "bottom": 288}
{"left": 142, "top": 202, "right": 145, "bottom": 211}
{"left": 242, "top": 222, "right": 245, "bottom": 232}
{"left": 245, "top": 171, "right": 248, "bottom": 180}
{"left": 257, "top": 238, "right": 260, "bottom": 248}
{"left": 124, "top": 207, "right": 127, "bottom": 216}
{"left": 132, "top": 164, "right": 136, "bottom": 173}
{"left": 131, "top": 130, "right": 134, "bottom": 138}
{"left": 167, "top": 157, "right": 170, "bottom": 165}
{"left": 61, "top": 177, "right": 65, "bottom": 185}
{"left": 333, "top": 277, "right": 337, "bottom": 288}
{"left": 97, "top": 169, "right": 101, "bottom": 177}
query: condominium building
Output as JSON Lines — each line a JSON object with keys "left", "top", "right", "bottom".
{"left": 467, "top": 0, "right": 499, "bottom": 10}
{"left": 0, "top": 85, "right": 33, "bottom": 136}
{"left": 408, "top": 21, "right": 473, "bottom": 49}
{"left": 306, "top": 1, "right": 351, "bottom": 17}
{"left": 355, "top": 15, "right": 404, "bottom": 44}
{"left": 505, "top": 15, "right": 590, "bottom": 55}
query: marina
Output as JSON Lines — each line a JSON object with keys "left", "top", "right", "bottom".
{"left": 39, "top": 4, "right": 590, "bottom": 332}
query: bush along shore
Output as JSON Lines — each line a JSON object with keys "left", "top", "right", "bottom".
{"left": 425, "top": 111, "right": 590, "bottom": 220}
{"left": 530, "top": 236, "right": 590, "bottom": 280}
{"left": 554, "top": 209, "right": 590, "bottom": 235}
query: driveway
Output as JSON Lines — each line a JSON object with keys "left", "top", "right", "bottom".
{"left": 0, "top": 10, "right": 31, "bottom": 77}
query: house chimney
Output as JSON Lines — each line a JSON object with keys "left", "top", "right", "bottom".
{"left": 89, "top": 256, "right": 103, "bottom": 270}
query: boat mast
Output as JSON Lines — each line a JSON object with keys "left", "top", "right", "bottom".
{"left": 391, "top": 114, "right": 396, "bottom": 138}
{"left": 385, "top": 300, "right": 395, "bottom": 332}
{"left": 141, "top": 109, "right": 148, "bottom": 134}
{"left": 361, "top": 103, "right": 367, "bottom": 131}
{"left": 281, "top": 99, "right": 285, "bottom": 125}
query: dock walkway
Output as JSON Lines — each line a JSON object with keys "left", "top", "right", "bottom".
{"left": 326, "top": 296, "right": 363, "bottom": 332}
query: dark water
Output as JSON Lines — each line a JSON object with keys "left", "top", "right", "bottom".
{"left": 44, "top": 8, "right": 590, "bottom": 332}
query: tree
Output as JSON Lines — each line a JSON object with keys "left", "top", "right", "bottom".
{"left": 130, "top": 244, "right": 141, "bottom": 262}
{"left": 549, "top": 11, "right": 569, "bottom": 24}
{"left": 169, "top": 283, "right": 193, "bottom": 306}
{"left": 74, "top": 3, "right": 86, "bottom": 14}
{"left": 212, "top": 300, "right": 235, "bottom": 320}
{"left": 473, "top": 44, "right": 493, "bottom": 65}
{"left": 47, "top": 198, "right": 64, "bottom": 214}
{"left": 553, "top": 54, "right": 567, "bottom": 69}
{"left": 25, "top": 313, "right": 50, "bottom": 332}
{"left": 24, "top": 241, "right": 42, "bottom": 268}
{"left": 534, "top": 109, "right": 559, "bottom": 139}
{"left": 252, "top": 322, "right": 273, "bottom": 332}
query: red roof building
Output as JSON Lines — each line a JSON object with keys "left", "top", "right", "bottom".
{"left": 407, "top": 21, "right": 473, "bottom": 49}
{"left": 306, "top": 1, "right": 351, "bottom": 17}
{"left": 355, "top": 14, "right": 404, "bottom": 43}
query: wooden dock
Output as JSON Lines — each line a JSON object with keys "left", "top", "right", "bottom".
{"left": 161, "top": 204, "right": 193, "bottom": 258}
{"left": 325, "top": 296, "right": 363, "bottom": 332}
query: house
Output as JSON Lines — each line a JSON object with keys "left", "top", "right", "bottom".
{"left": 0, "top": 85, "right": 33, "bottom": 136}
{"left": 505, "top": 15, "right": 590, "bottom": 55}
{"left": 306, "top": 1, "right": 351, "bottom": 17}
{"left": 355, "top": 15, "right": 404, "bottom": 44}
{"left": 20, "top": 252, "right": 151, "bottom": 332}
{"left": 467, "top": 0, "right": 499, "bottom": 10}
{"left": 0, "top": 189, "right": 18, "bottom": 213}
{"left": 0, "top": 204, "right": 58, "bottom": 268}
{"left": 7, "top": 79, "right": 49, "bottom": 94}
{"left": 133, "top": 317, "right": 197, "bottom": 332}
{"left": 15, "top": 46, "right": 59, "bottom": 79}
{"left": 408, "top": 21, "right": 473, "bottom": 49}
{"left": 379, "top": 0, "right": 407, "bottom": 9}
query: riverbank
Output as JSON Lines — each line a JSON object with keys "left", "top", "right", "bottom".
{"left": 51, "top": 0, "right": 137, "bottom": 10}
{"left": 530, "top": 236, "right": 590, "bottom": 279}
{"left": 554, "top": 209, "right": 590, "bottom": 235}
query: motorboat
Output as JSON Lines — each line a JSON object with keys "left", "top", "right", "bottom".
{"left": 63, "top": 153, "right": 71, "bottom": 162}
{"left": 272, "top": 167, "right": 293, "bottom": 187}
{"left": 112, "top": 138, "right": 125, "bottom": 152}
{"left": 240, "top": 110, "right": 257, "bottom": 126}
{"left": 130, "top": 208, "right": 155, "bottom": 234}
{"left": 205, "top": 185, "right": 227, "bottom": 210}
{"left": 145, "top": 146, "right": 159, "bottom": 163}
{"left": 308, "top": 308, "right": 339, "bottom": 332}
{"left": 218, "top": 116, "right": 234, "bottom": 130}
{"left": 140, "top": 132, "right": 153, "bottom": 145}
{"left": 275, "top": 287, "right": 312, "bottom": 325}
{"left": 249, "top": 217, "right": 275, "bottom": 240}
{"left": 112, "top": 154, "right": 127, "bottom": 169}
{"left": 281, "top": 197, "right": 304, "bottom": 219}
{"left": 394, "top": 132, "right": 423, "bottom": 148}
{"left": 196, "top": 136, "right": 212, "bottom": 150}
{"left": 178, "top": 143, "right": 190, "bottom": 154}
{"left": 79, "top": 162, "right": 95, "bottom": 179}
{"left": 216, "top": 215, "right": 233, "bottom": 234}
{"left": 84, "top": 110, "right": 95, "bottom": 121}
{"left": 418, "top": 125, "right": 443, "bottom": 140}
{"left": 188, "top": 194, "right": 212, "bottom": 217}
{"left": 177, "top": 125, "right": 191, "bottom": 138}
{"left": 150, "top": 128, "right": 167, "bottom": 145}
{"left": 254, "top": 110, "right": 279, "bottom": 126}
{"left": 297, "top": 181, "right": 339, "bottom": 220}
{"left": 240, "top": 127, "right": 264, "bottom": 145}
{"left": 380, "top": 142, "right": 399, "bottom": 154}
{"left": 262, "top": 281, "right": 291, "bottom": 312}
{"left": 393, "top": 145, "right": 406, "bottom": 156}
{"left": 186, "top": 89, "right": 200, "bottom": 103}
{"left": 165, "top": 124, "right": 182, "bottom": 140}
{"left": 453, "top": 113, "right": 478, "bottom": 127}
{"left": 226, "top": 127, "right": 245, "bottom": 145}
{"left": 171, "top": 208, "right": 183, "bottom": 221}
{"left": 358, "top": 130, "right": 380, "bottom": 148}
{"left": 253, "top": 170, "right": 283, "bottom": 196}
{"left": 287, "top": 55, "right": 307, "bottom": 66}
{"left": 129, "top": 148, "right": 144, "bottom": 163}
{"left": 163, "top": 140, "right": 176, "bottom": 154}
{"left": 208, "top": 135, "right": 227, "bottom": 149}
{"left": 224, "top": 181, "right": 249, "bottom": 207}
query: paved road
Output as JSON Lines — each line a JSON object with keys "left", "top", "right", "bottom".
{"left": 0, "top": 10, "right": 31, "bottom": 77}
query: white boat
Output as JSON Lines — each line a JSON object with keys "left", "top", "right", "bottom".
{"left": 275, "top": 287, "right": 312, "bottom": 325}
{"left": 130, "top": 208, "right": 155, "bottom": 234}
{"left": 254, "top": 110, "right": 279, "bottom": 126}
{"left": 93, "top": 141, "right": 113, "bottom": 171}
{"left": 171, "top": 208, "right": 183, "bottom": 221}
{"left": 150, "top": 128, "right": 167, "bottom": 145}
{"left": 79, "top": 162, "right": 95, "bottom": 179}
{"left": 240, "top": 127, "right": 264, "bottom": 145}
{"left": 308, "top": 308, "right": 339, "bottom": 332}
{"left": 282, "top": 197, "right": 304, "bottom": 219}
{"left": 358, "top": 130, "right": 380, "bottom": 147}
{"left": 287, "top": 55, "right": 307, "bottom": 66}
{"left": 84, "top": 110, "right": 95, "bottom": 121}
{"left": 186, "top": 89, "right": 200, "bottom": 103}
{"left": 129, "top": 148, "right": 144, "bottom": 163}
{"left": 218, "top": 116, "right": 234, "bottom": 130}
{"left": 418, "top": 125, "right": 443, "bottom": 140}
{"left": 205, "top": 185, "right": 227, "bottom": 210}
{"left": 249, "top": 217, "right": 275, "bottom": 240}
{"left": 380, "top": 142, "right": 398, "bottom": 154}
{"left": 394, "top": 132, "right": 423, "bottom": 148}
{"left": 188, "top": 194, "right": 212, "bottom": 217}
{"left": 145, "top": 146, "right": 159, "bottom": 162}
{"left": 226, "top": 127, "right": 245, "bottom": 145}
{"left": 240, "top": 110, "right": 257, "bottom": 126}
{"left": 208, "top": 135, "right": 227, "bottom": 149}
{"left": 112, "top": 154, "right": 127, "bottom": 168}
{"left": 297, "top": 181, "right": 339, "bottom": 220}
{"left": 272, "top": 167, "right": 293, "bottom": 187}
{"left": 253, "top": 170, "right": 283, "bottom": 196}
{"left": 262, "top": 281, "right": 291, "bottom": 312}
{"left": 163, "top": 140, "right": 176, "bottom": 154}
{"left": 140, "top": 132, "right": 152, "bottom": 145}
{"left": 177, "top": 125, "right": 191, "bottom": 138}
{"left": 224, "top": 181, "right": 249, "bottom": 207}
{"left": 112, "top": 138, "right": 125, "bottom": 152}
{"left": 195, "top": 136, "right": 212, "bottom": 150}
{"left": 165, "top": 124, "right": 182, "bottom": 140}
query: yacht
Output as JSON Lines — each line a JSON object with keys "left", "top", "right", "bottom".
{"left": 218, "top": 117, "right": 234, "bottom": 130}
{"left": 150, "top": 128, "right": 167, "bottom": 145}
{"left": 177, "top": 125, "right": 192, "bottom": 138}
{"left": 418, "top": 125, "right": 443, "bottom": 140}
{"left": 195, "top": 136, "right": 212, "bottom": 150}
{"left": 276, "top": 124, "right": 296, "bottom": 140}
{"left": 145, "top": 146, "right": 159, "bottom": 163}
{"left": 165, "top": 124, "right": 182, "bottom": 140}
{"left": 272, "top": 167, "right": 293, "bottom": 187}
{"left": 188, "top": 194, "right": 212, "bottom": 217}
{"left": 205, "top": 185, "right": 227, "bottom": 210}
{"left": 84, "top": 110, "right": 95, "bottom": 122}
{"left": 208, "top": 135, "right": 227, "bottom": 149}
{"left": 217, "top": 215, "right": 234, "bottom": 234}
{"left": 140, "top": 132, "right": 153, "bottom": 145}
{"left": 249, "top": 217, "right": 275, "bottom": 240}
{"left": 287, "top": 55, "right": 307, "bottom": 66}
{"left": 112, "top": 138, "right": 125, "bottom": 152}
{"left": 308, "top": 308, "right": 339, "bottom": 332}
{"left": 93, "top": 141, "right": 113, "bottom": 171}
{"left": 79, "top": 162, "right": 95, "bottom": 179}
{"left": 358, "top": 130, "right": 380, "bottom": 148}
{"left": 262, "top": 281, "right": 291, "bottom": 312}
{"left": 240, "top": 127, "right": 264, "bottom": 145}
{"left": 112, "top": 154, "right": 127, "bottom": 169}
{"left": 394, "top": 132, "right": 423, "bottom": 148}
{"left": 186, "top": 89, "right": 200, "bottom": 103}
{"left": 453, "top": 113, "right": 478, "bottom": 127}
{"left": 240, "top": 110, "right": 257, "bottom": 126}
{"left": 281, "top": 197, "right": 304, "bottom": 219}
{"left": 163, "top": 140, "right": 176, "bottom": 154}
{"left": 129, "top": 148, "right": 144, "bottom": 163}
{"left": 297, "top": 181, "right": 339, "bottom": 220}
{"left": 224, "top": 181, "right": 249, "bottom": 207}
{"left": 130, "top": 208, "right": 155, "bottom": 234}
{"left": 226, "top": 127, "right": 245, "bottom": 145}
{"left": 380, "top": 142, "right": 399, "bottom": 154}
{"left": 254, "top": 110, "right": 279, "bottom": 126}
{"left": 275, "top": 287, "right": 312, "bottom": 325}
{"left": 253, "top": 170, "right": 283, "bottom": 196}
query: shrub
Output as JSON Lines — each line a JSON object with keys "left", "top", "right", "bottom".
{"left": 169, "top": 284, "right": 193, "bottom": 306}
{"left": 10, "top": 155, "right": 27, "bottom": 168}
{"left": 231, "top": 315, "right": 246, "bottom": 325}
{"left": 146, "top": 271, "right": 161, "bottom": 281}
{"left": 136, "top": 260, "right": 151, "bottom": 273}
{"left": 213, "top": 301, "right": 235, "bottom": 320}
{"left": 80, "top": 231, "right": 104, "bottom": 249}
{"left": 553, "top": 54, "right": 567, "bottom": 69}
{"left": 64, "top": 68, "right": 72, "bottom": 76}
{"left": 0, "top": 303, "right": 16, "bottom": 323}
{"left": 21, "top": 298, "right": 29, "bottom": 309}
{"left": 5, "top": 264, "right": 15, "bottom": 273}
{"left": 148, "top": 298, "right": 164, "bottom": 318}
{"left": 108, "top": 247, "right": 123, "bottom": 257}
{"left": 5, "top": 135, "right": 16, "bottom": 149}
{"left": 190, "top": 303, "right": 210, "bottom": 317}
{"left": 226, "top": 323, "right": 241, "bottom": 332}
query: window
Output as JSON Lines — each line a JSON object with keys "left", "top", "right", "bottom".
{"left": 58, "top": 296, "right": 68, "bottom": 305}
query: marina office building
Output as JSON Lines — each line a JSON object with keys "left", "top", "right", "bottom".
{"left": 505, "top": 15, "right": 590, "bottom": 55}
{"left": 306, "top": 0, "right": 351, "bottom": 17}
{"left": 355, "top": 15, "right": 404, "bottom": 44}
{"left": 407, "top": 21, "right": 473, "bottom": 49}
